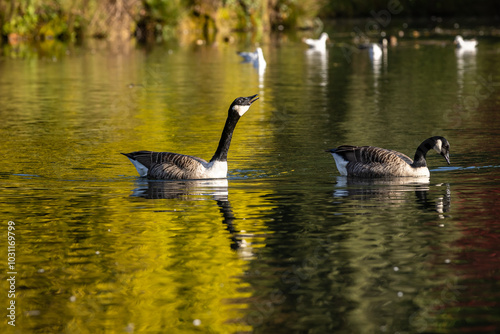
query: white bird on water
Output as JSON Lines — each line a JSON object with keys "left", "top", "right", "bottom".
{"left": 368, "top": 43, "right": 383, "bottom": 60}
{"left": 303, "top": 32, "right": 329, "bottom": 51}
{"left": 237, "top": 47, "right": 266, "bottom": 69}
{"left": 454, "top": 35, "right": 477, "bottom": 50}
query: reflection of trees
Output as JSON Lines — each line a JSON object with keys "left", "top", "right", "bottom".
{"left": 241, "top": 186, "right": 356, "bottom": 333}
{"left": 242, "top": 179, "right": 454, "bottom": 333}
{"left": 1, "top": 176, "right": 259, "bottom": 333}
{"left": 409, "top": 173, "right": 500, "bottom": 332}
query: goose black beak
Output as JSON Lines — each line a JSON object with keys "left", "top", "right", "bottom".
{"left": 247, "top": 94, "right": 259, "bottom": 105}
{"left": 443, "top": 152, "right": 451, "bottom": 165}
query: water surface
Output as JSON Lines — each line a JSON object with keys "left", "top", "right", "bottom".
{"left": 1, "top": 29, "right": 500, "bottom": 333}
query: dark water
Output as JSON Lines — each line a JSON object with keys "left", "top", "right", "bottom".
{"left": 1, "top": 28, "right": 500, "bottom": 333}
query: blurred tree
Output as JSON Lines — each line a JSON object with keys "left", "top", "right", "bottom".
{"left": 1, "top": 0, "right": 499, "bottom": 44}
{"left": 86, "top": 0, "right": 141, "bottom": 40}
{"left": 136, "top": 0, "right": 185, "bottom": 42}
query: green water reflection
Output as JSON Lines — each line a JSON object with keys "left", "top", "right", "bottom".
{"left": 1, "top": 30, "right": 500, "bottom": 333}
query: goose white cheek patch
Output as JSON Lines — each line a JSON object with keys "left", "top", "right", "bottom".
{"left": 434, "top": 139, "right": 442, "bottom": 152}
{"left": 234, "top": 105, "right": 250, "bottom": 116}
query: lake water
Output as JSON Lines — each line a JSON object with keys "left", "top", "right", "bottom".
{"left": 1, "top": 25, "right": 500, "bottom": 333}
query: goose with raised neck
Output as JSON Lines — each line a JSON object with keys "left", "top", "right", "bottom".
{"left": 122, "top": 94, "right": 259, "bottom": 179}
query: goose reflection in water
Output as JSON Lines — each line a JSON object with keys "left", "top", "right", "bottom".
{"left": 415, "top": 183, "right": 451, "bottom": 219}
{"left": 333, "top": 176, "right": 451, "bottom": 217}
{"left": 455, "top": 44, "right": 477, "bottom": 96}
{"left": 305, "top": 47, "right": 328, "bottom": 88}
{"left": 130, "top": 178, "right": 229, "bottom": 200}
{"left": 237, "top": 47, "right": 266, "bottom": 87}
{"left": 129, "top": 179, "right": 254, "bottom": 256}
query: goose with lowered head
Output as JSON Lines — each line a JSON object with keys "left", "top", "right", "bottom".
{"left": 326, "top": 136, "right": 450, "bottom": 177}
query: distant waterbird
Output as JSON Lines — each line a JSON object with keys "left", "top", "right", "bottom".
{"left": 326, "top": 136, "right": 451, "bottom": 177}
{"left": 454, "top": 35, "right": 477, "bottom": 50}
{"left": 368, "top": 43, "right": 383, "bottom": 60}
{"left": 237, "top": 47, "right": 266, "bottom": 69}
{"left": 303, "top": 32, "right": 330, "bottom": 50}
{"left": 122, "top": 94, "right": 259, "bottom": 179}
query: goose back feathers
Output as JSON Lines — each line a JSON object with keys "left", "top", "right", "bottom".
{"left": 327, "top": 136, "right": 450, "bottom": 177}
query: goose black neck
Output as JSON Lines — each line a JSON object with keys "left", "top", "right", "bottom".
{"left": 210, "top": 112, "right": 241, "bottom": 162}
{"left": 412, "top": 137, "right": 436, "bottom": 168}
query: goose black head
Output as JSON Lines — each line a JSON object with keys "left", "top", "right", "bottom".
{"left": 230, "top": 94, "right": 259, "bottom": 117}
{"left": 433, "top": 136, "right": 451, "bottom": 165}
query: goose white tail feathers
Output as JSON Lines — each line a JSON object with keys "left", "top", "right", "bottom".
{"left": 122, "top": 94, "right": 259, "bottom": 180}
{"left": 327, "top": 136, "right": 450, "bottom": 177}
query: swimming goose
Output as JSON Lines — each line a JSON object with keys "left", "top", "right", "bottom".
{"left": 326, "top": 136, "right": 450, "bottom": 177}
{"left": 454, "top": 35, "right": 477, "bottom": 50}
{"left": 303, "top": 32, "right": 329, "bottom": 50}
{"left": 237, "top": 47, "right": 266, "bottom": 68}
{"left": 122, "top": 94, "right": 259, "bottom": 179}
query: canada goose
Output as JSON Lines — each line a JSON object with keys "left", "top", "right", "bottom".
{"left": 454, "top": 35, "right": 477, "bottom": 50}
{"left": 237, "top": 47, "right": 266, "bottom": 68}
{"left": 122, "top": 94, "right": 259, "bottom": 179}
{"left": 303, "top": 32, "right": 329, "bottom": 50}
{"left": 326, "top": 136, "right": 450, "bottom": 177}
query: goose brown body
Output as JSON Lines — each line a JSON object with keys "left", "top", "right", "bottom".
{"left": 327, "top": 136, "right": 450, "bottom": 178}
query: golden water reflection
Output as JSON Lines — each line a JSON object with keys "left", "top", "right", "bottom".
{"left": 5, "top": 177, "right": 274, "bottom": 333}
